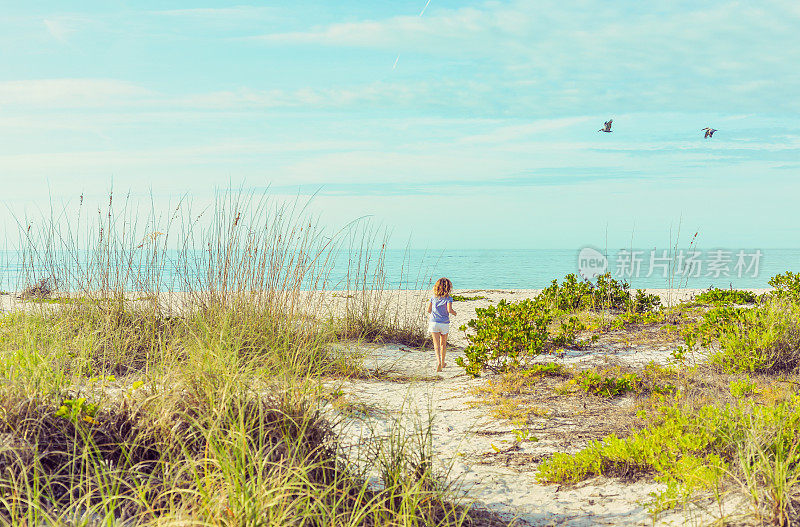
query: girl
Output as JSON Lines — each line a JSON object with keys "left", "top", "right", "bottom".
{"left": 427, "top": 277, "right": 456, "bottom": 372}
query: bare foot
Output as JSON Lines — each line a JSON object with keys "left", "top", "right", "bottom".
{"left": 441, "top": 362, "right": 447, "bottom": 369}
{"left": 436, "top": 365, "right": 443, "bottom": 372}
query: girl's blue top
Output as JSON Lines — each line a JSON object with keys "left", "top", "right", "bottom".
{"left": 430, "top": 296, "right": 453, "bottom": 323}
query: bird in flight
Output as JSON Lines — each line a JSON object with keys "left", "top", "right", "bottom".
{"left": 598, "top": 119, "right": 613, "bottom": 133}
{"left": 702, "top": 127, "right": 717, "bottom": 138}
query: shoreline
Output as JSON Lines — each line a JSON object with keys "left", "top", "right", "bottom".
{"left": 0, "top": 286, "right": 773, "bottom": 310}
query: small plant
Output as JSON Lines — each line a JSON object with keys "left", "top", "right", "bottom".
{"left": 452, "top": 294, "right": 486, "bottom": 301}
{"left": 512, "top": 428, "right": 537, "bottom": 443}
{"left": 669, "top": 346, "right": 688, "bottom": 364}
{"left": 577, "top": 370, "right": 641, "bottom": 397}
{"left": 729, "top": 376, "right": 759, "bottom": 398}
{"left": 551, "top": 316, "right": 587, "bottom": 347}
{"left": 88, "top": 374, "right": 116, "bottom": 385}
{"left": 526, "top": 362, "right": 566, "bottom": 377}
{"left": 632, "top": 288, "right": 661, "bottom": 313}
{"left": 55, "top": 397, "right": 99, "bottom": 424}
{"left": 694, "top": 288, "right": 757, "bottom": 305}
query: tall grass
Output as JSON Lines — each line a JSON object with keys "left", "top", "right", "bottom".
{"left": 333, "top": 226, "right": 430, "bottom": 348}
{"left": 0, "top": 191, "right": 480, "bottom": 526}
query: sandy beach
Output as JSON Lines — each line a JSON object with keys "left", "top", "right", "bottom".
{"left": 317, "top": 287, "right": 766, "bottom": 525}
{"left": 0, "top": 286, "right": 776, "bottom": 524}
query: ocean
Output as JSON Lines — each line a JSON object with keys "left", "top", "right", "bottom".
{"left": 2, "top": 248, "right": 798, "bottom": 293}
{"left": 385, "top": 248, "right": 800, "bottom": 290}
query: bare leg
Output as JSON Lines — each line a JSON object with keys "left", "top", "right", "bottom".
{"left": 440, "top": 332, "right": 448, "bottom": 369}
{"left": 432, "top": 332, "right": 442, "bottom": 371}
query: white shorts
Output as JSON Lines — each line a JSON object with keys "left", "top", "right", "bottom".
{"left": 428, "top": 321, "right": 450, "bottom": 334}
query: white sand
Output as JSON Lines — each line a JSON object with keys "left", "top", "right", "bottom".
{"left": 329, "top": 344, "right": 731, "bottom": 526}
{"left": 320, "top": 288, "right": 762, "bottom": 525}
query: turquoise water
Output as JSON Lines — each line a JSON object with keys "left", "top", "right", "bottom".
{"left": 384, "top": 248, "right": 800, "bottom": 290}
{"left": 2, "top": 248, "right": 798, "bottom": 292}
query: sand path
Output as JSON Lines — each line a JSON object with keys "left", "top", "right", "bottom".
{"left": 329, "top": 341, "right": 719, "bottom": 526}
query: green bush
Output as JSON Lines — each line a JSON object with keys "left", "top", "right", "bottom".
{"left": 538, "top": 274, "right": 594, "bottom": 311}
{"left": 457, "top": 273, "right": 662, "bottom": 377}
{"left": 701, "top": 300, "right": 800, "bottom": 374}
{"left": 604, "top": 310, "right": 663, "bottom": 331}
{"left": 526, "top": 363, "right": 566, "bottom": 377}
{"left": 631, "top": 288, "right": 662, "bottom": 313}
{"left": 729, "top": 376, "right": 758, "bottom": 398}
{"left": 576, "top": 371, "right": 641, "bottom": 397}
{"left": 537, "top": 403, "right": 731, "bottom": 484}
{"left": 551, "top": 316, "right": 588, "bottom": 347}
{"left": 537, "top": 399, "right": 800, "bottom": 516}
{"left": 680, "top": 304, "right": 741, "bottom": 354}
{"left": 451, "top": 294, "right": 486, "bottom": 301}
{"left": 769, "top": 271, "right": 800, "bottom": 301}
{"left": 539, "top": 273, "right": 659, "bottom": 313}
{"left": 571, "top": 365, "right": 676, "bottom": 398}
{"left": 694, "top": 288, "right": 757, "bottom": 305}
{"left": 455, "top": 299, "right": 553, "bottom": 377}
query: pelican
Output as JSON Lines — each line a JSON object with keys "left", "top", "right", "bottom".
{"left": 702, "top": 127, "right": 717, "bottom": 138}
{"left": 598, "top": 119, "right": 613, "bottom": 133}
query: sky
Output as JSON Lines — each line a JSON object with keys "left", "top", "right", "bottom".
{"left": 1, "top": 0, "right": 799, "bottom": 250}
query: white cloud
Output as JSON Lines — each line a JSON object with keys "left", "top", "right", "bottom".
{"left": 254, "top": 5, "right": 505, "bottom": 50}
{"left": 153, "top": 6, "right": 276, "bottom": 29}
{"left": 156, "top": 6, "right": 274, "bottom": 18}
{"left": 254, "top": 0, "right": 800, "bottom": 114}
{"left": 458, "top": 117, "right": 591, "bottom": 144}
{"left": 0, "top": 79, "right": 154, "bottom": 108}
{"left": 173, "top": 81, "right": 497, "bottom": 113}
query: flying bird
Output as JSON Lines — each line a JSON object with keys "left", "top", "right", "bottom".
{"left": 598, "top": 119, "right": 613, "bottom": 133}
{"left": 702, "top": 127, "right": 717, "bottom": 139}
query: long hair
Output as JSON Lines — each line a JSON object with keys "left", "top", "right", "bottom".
{"left": 433, "top": 277, "right": 452, "bottom": 297}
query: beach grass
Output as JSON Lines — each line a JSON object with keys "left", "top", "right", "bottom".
{"left": 0, "top": 192, "right": 483, "bottom": 526}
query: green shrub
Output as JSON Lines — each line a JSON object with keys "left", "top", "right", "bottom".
{"left": 526, "top": 363, "right": 566, "bottom": 377}
{"left": 457, "top": 273, "right": 663, "bottom": 377}
{"left": 451, "top": 294, "right": 486, "bottom": 301}
{"left": 538, "top": 273, "right": 659, "bottom": 313}
{"left": 538, "top": 399, "right": 800, "bottom": 516}
{"left": 551, "top": 316, "right": 587, "bottom": 347}
{"left": 768, "top": 271, "right": 800, "bottom": 301}
{"left": 604, "top": 309, "right": 663, "bottom": 331}
{"left": 537, "top": 403, "right": 730, "bottom": 484}
{"left": 694, "top": 288, "right": 757, "bottom": 305}
{"left": 729, "top": 376, "right": 758, "bottom": 398}
{"left": 680, "top": 302, "right": 799, "bottom": 373}
{"left": 455, "top": 299, "right": 552, "bottom": 377}
{"left": 576, "top": 371, "right": 641, "bottom": 397}
{"left": 539, "top": 274, "right": 595, "bottom": 311}
{"left": 707, "top": 299, "right": 800, "bottom": 374}
{"left": 631, "top": 288, "right": 662, "bottom": 313}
